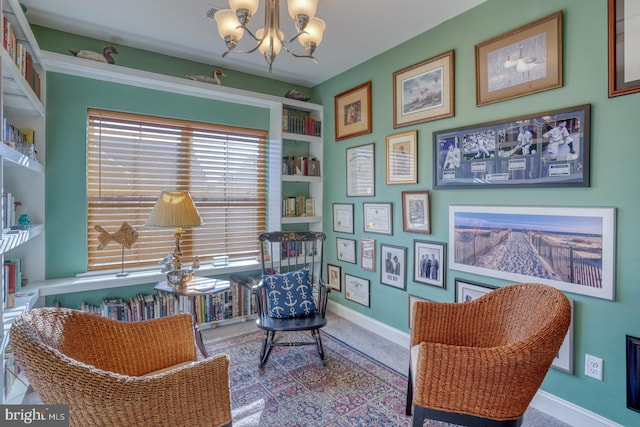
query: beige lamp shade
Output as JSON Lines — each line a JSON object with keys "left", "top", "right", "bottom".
{"left": 146, "top": 191, "right": 203, "bottom": 228}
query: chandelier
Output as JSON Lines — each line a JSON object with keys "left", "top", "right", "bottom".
{"left": 213, "top": 0, "right": 326, "bottom": 72}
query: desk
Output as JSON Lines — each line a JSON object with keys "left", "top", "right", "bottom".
{"left": 155, "top": 276, "right": 231, "bottom": 357}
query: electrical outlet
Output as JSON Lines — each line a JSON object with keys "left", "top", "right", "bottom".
{"left": 585, "top": 354, "right": 603, "bottom": 381}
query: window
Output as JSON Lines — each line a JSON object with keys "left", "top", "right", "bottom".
{"left": 87, "top": 109, "right": 268, "bottom": 272}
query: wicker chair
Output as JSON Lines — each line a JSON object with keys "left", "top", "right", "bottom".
{"left": 9, "top": 307, "right": 232, "bottom": 427}
{"left": 406, "top": 283, "right": 571, "bottom": 427}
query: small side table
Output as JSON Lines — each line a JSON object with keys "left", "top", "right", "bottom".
{"left": 155, "top": 276, "right": 231, "bottom": 358}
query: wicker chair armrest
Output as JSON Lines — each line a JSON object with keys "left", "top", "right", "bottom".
{"left": 413, "top": 341, "right": 553, "bottom": 420}
{"left": 410, "top": 300, "right": 474, "bottom": 347}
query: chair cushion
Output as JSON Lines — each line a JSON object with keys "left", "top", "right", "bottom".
{"left": 264, "top": 268, "right": 317, "bottom": 318}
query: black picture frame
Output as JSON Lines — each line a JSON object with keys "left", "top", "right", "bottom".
{"left": 433, "top": 104, "right": 590, "bottom": 189}
{"left": 627, "top": 335, "right": 640, "bottom": 413}
{"left": 380, "top": 244, "right": 407, "bottom": 290}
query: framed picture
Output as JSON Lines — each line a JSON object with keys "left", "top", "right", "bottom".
{"left": 360, "top": 238, "right": 376, "bottom": 272}
{"left": 402, "top": 191, "right": 430, "bottom": 234}
{"left": 344, "top": 274, "right": 370, "bottom": 307}
{"left": 386, "top": 131, "right": 417, "bottom": 184}
{"left": 454, "top": 278, "right": 496, "bottom": 302}
{"left": 336, "top": 237, "right": 357, "bottom": 264}
{"left": 393, "top": 50, "right": 454, "bottom": 128}
{"left": 475, "top": 11, "right": 563, "bottom": 106}
{"left": 433, "top": 104, "right": 590, "bottom": 189}
{"left": 552, "top": 299, "right": 574, "bottom": 374}
{"left": 327, "top": 263, "right": 342, "bottom": 292}
{"left": 334, "top": 81, "right": 372, "bottom": 141}
{"left": 608, "top": 0, "right": 640, "bottom": 97}
{"left": 333, "top": 203, "right": 354, "bottom": 233}
{"left": 380, "top": 244, "right": 407, "bottom": 290}
{"left": 449, "top": 205, "right": 617, "bottom": 300}
{"left": 408, "top": 294, "right": 430, "bottom": 329}
{"left": 627, "top": 335, "right": 640, "bottom": 413}
{"left": 413, "top": 240, "right": 446, "bottom": 289}
{"left": 346, "top": 143, "right": 375, "bottom": 197}
{"left": 363, "top": 202, "right": 392, "bottom": 235}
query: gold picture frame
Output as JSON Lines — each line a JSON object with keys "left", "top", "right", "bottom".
{"left": 608, "top": 0, "right": 640, "bottom": 97}
{"left": 334, "top": 81, "right": 372, "bottom": 141}
{"left": 393, "top": 50, "right": 454, "bottom": 128}
{"left": 475, "top": 11, "right": 563, "bottom": 106}
{"left": 386, "top": 130, "right": 417, "bottom": 184}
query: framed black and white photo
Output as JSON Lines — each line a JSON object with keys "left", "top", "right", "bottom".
{"left": 380, "top": 244, "right": 407, "bottom": 290}
{"left": 336, "top": 237, "right": 357, "bottom": 264}
{"left": 454, "top": 278, "right": 496, "bottom": 302}
{"left": 345, "top": 274, "right": 370, "bottom": 307}
{"left": 333, "top": 203, "right": 354, "bottom": 233}
{"left": 402, "top": 191, "right": 430, "bottom": 234}
{"left": 363, "top": 202, "right": 392, "bottom": 235}
{"left": 346, "top": 143, "right": 375, "bottom": 197}
{"left": 327, "top": 263, "right": 342, "bottom": 292}
{"left": 386, "top": 130, "right": 417, "bottom": 184}
{"left": 413, "top": 240, "right": 446, "bottom": 288}
{"left": 360, "top": 238, "right": 376, "bottom": 272}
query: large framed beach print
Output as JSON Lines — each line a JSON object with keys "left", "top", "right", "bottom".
{"left": 449, "top": 205, "right": 616, "bottom": 300}
{"left": 433, "top": 104, "right": 590, "bottom": 189}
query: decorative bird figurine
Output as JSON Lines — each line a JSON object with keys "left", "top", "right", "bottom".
{"left": 284, "top": 88, "right": 311, "bottom": 102}
{"left": 185, "top": 69, "right": 226, "bottom": 85}
{"left": 69, "top": 46, "right": 119, "bottom": 64}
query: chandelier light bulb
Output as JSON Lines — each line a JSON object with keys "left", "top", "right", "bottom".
{"left": 229, "top": 0, "right": 259, "bottom": 25}
{"left": 288, "top": 0, "right": 318, "bottom": 31}
{"left": 298, "top": 16, "right": 325, "bottom": 55}
{"left": 214, "top": 9, "right": 244, "bottom": 49}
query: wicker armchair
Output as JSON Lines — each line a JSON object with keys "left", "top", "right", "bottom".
{"left": 9, "top": 308, "right": 232, "bottom": 427}
{"left": 406, "top": 283, "right": 571, "bottom": 427}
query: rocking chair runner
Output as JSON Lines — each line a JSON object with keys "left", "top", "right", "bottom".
{"left": 252, "top": 231, "right": 329, "bottom": 369}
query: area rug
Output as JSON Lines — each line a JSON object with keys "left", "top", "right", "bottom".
{"left": 207, "top": 330, "right": 420, "bottom": 427}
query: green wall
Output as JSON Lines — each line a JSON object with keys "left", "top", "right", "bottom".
{"left": 313, "top": 0, "right": 639, "bottom": 424}
{"left": 34, "top": 0, "right": 639, "bottom": 424}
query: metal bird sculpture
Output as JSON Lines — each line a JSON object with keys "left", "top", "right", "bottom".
{"left": 94, "top": 222, "right": 139, "bottom": 250}
{"left": 69, "top": 46, "right": 119, "bottom": 64}
{"left": 185, "top": 69, "right": 226, "bottom": 85}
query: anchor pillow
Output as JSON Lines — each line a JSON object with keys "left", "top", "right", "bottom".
{"left": 264, "top": 268, "right": 317, "bottom": 318}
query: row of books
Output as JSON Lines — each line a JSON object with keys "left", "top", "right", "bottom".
{"left": 2, "top": 119, "right": 36, "bottom": 159}
{"left": 77, "top": 276, "right": 258, "bottom": 324}
{"left": 2, "top": 192, "right": 18, "bottom": 230}
{"left": 282, "top": 156, "right": 321, "bottom": 176}
{"left": 283, "top": 196, "right": 315, "bottom": 217}
{"left": 282, "top": 108, "right": 321, "bottom": 137}
{"left": 3, "top": 16, "right": 42, "bottom": 100}
{"left": 3, "top": 258, "right": 21, "bottom": 308}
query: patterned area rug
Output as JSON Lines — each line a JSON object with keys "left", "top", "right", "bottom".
{"left": 207, "top": 330, "right": 415, "bottom": 427}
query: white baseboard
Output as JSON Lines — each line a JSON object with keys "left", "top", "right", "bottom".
{"left": 327, "top": 301, "right": 620, "bottom": 427}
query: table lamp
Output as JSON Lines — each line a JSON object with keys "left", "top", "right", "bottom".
{"left": 146, "top": 191, "right": 203, "bottom": 275}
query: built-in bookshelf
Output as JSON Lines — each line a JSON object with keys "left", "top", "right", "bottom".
{"left": 0, "top": 0, "right": 45, "bottom": 404}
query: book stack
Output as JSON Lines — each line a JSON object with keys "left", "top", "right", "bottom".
{"left": 2, "top": 16, "right": 42, "bottom": 99}
{"left": 2, "top": 192, "right": 16, "bottom": 229}
{"left": 283, "top": 196, "right": 315, "bottom": 217}
{"left": 282, "top": 108, "right": 321, "bottom": 137}
{"left": 3, "top": 259, "right": 22, "bottom": 307}
{"left": 281, "top": 156, "right": 320, "bottom": 176}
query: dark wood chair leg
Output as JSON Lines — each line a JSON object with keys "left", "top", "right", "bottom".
{"left": 406, "top": 366, "right": 413, "bottom": 416}
{"left": 259, "top": 330, "right": 275, "bottom": 369}
{"left": 313, "top": 329, "right": 325, "bottom": 360}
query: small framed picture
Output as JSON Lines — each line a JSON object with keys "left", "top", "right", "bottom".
{"left": 345, "top": 274, "right": 370, "bottom": 307}
{"left": 552, "top": 299, "right": 574, "bottom": 374}
{"left": 336, "top": 238, "right": 357, "bottom": 264}
{"left": 413, "top": 240, "right": 446, "bottom": 288}
{"left": 335, "top": 81, "right": 372, "bottom": 141}
{"left": 454, "top": 278, "right": 496, "bottom": 302}
{"left": 386, "top": 130, "right": 417, "bottom": 184}
{"left": 346, "top": 143, "right": 375, "bottom": 197}
{"left": 408, "top": 294, "right": 430, "bottom": 329}
{"left": 402, "top": 191, "right": 430, "bottom": 234}
{"left": 333, "top": 203, "right": 354, "bottom": 234}
{"left": 380, "top": 244, "right": 407, "bottom": 290}
{"left": 363, "top": 202, "right": 393, "bottom": 235}
{"left": 609, "top": 0, "right": 640, "bottom": 97}
{"left": 327, "top": 263, "right": 342, "bottom": 292}
{"left": 360, "top": 238, "right": 376, "bottom": 272}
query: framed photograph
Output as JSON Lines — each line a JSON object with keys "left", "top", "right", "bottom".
{"left": 386, "top": 130, "right": 417, "bottom": 184}
{"left": 627, "top": 335, "right": 640, "bottom": 413}
{"left": 408, "top": 294, "right": 430, "bottom": 329}
{"left": 393, "top": 50, "right": 454, "bottom": 128}
{"left": 327, "top": 263, "right": 342, "bottom": 292}
{"left": 475, "top": 11, "right": 563, "bottom": 106}
{"left": 609, "top": 0, "right": 640, "bottom": 97}
{"left": 380, "top": 244, "right": 407, "bottom": 290}
{"left": 344, "top": 274, "right": 370, "bottom": 307}
{"left": 363, "top": 202, "right": 392, "bottom": 235}
{"left": 552, "top": 299, "right": 574, "bottom": 374}
{"left": 402, "top": 191, "right": 430, "bottom": 234}
{"left": 454, "top": 278, "right": 496, "bottom": 302}
{"left": 333, "top": 203, "right": 354, "bottom": 234}
{"left": 413, "top": 240, "right": 446, "bottom": 289}
{"left": 346, "top": 143, "right": 375, "bottom": 197}
{"left": 433, "top": 104, "right": 590, "bottom": 189}
{"left": 449, "top": 205, "right": 617, "bottom": 301}
{"left": 334, "top": 81, "right": 372, "bottom": 141}
{"left": 360, "top": 238, "right": 376, "bottom": 272}
{"left": 336, "top": 237, "right": 357, "bottom": 264}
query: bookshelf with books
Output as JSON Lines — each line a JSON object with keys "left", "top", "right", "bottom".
{"left": 0, "top": 0, "right": 45, "bottom": 404}
{"left": 281, "top": 102, "right": 323, "bottom": 232}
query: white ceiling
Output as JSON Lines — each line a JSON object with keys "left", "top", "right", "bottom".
{"left": 20, "top": 0, "right": 486, "bottom": 87}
